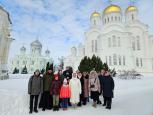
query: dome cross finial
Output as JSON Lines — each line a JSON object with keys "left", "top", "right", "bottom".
{"left": 109, "top": 0, "right": 113, "bottom": 5}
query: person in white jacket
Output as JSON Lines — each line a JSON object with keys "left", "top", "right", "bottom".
{"left": 69, "top": 72, "right": 81, "bottom": 108}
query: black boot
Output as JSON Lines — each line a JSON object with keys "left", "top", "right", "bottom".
{"left": 29, "top": 110, "right": 32, "bottom": 114}
{"left": 56, "top": 106, "right": 59, "bottom": 111}
{"left": 34, "top": 109, "right": 38, "bottom": 113}
{"left": 53, "top": 106, "right": 56, "bottom": 111}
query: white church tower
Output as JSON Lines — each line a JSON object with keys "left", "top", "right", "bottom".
{"left": 0, "top": 6, "right": 13, "bottom": 80}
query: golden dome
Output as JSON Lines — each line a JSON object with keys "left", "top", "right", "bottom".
{"left": 91, "top": 11, "right": 100, "bottom": 17}
{"left": 126, "top": 6, "right": 137, "bottom": 13}
{"left": 103, "top": 5, "right": 121, "bottom": 15}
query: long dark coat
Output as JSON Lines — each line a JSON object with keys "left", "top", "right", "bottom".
{"left": 83, "top": 75, "right": 89, "bottom": 98}
{"left": 99, "top": 75, "right": 114, "bottom": 98}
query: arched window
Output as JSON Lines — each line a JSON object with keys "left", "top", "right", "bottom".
{"left": 118, "top": 17, "right": 121, "bottom": 21}
{"left": 108, "top": 37, "right": 111, "bottom": 47}
{"left": 108, "top": 17, "right": 109, "bottom": 22}
{"left": 132, "top": 14, "right": 134, "bottom": 20}
{"left": 137, "top": 36, "right": 140, "bottom": 50}
{"left": 94, "top": 20, "right": 96, "bottom": 25}
{"left": 118, "top": 55, "right": 122, "bottom": 65}
{"left": 132, "top": 41, "right": 135, "bottom": 50}
{"left": 105, "top": 56, "right": 108, "bottom": 63}
{"left": 118, "top": 37, "right": 121, "bottom": 47}
{"left": 92, "top": 40, "right": 94, "bottom": 53}
{"left": 105, "top": 19, "right": 106, "bottom": 23}
{"left": 123, "top": 56, "right": 126, "bottom": 65}
{"left": 111, "top": 16, "right": 113, "bottom": 21}
{"left": 140, "top": 58, "right": 143, "bottom": 67}
{"left": 136, "top": 58, "right": 139, "bottom": 67}
{"left": 109, "top": 56, "right": 112, "bottom": 66}
{"left": 113, "top": 54, "right": 117, "bottom": 65}
{"left": 115, "top": 16, "right": 117, "bottom": 21}
{"left": 95, "top": 40, "right": 97, "bottom": 52}
{"left": 112, "top": 36, "right": 116, "bottom": 47}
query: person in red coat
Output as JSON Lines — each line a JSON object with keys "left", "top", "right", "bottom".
{"left": 60, "top": 78, "right": 71, "bottom": 110}
{"left": 50, "top": 74, "right": 61, "bottom": 111}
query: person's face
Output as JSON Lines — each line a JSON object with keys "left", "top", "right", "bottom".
{"left": 55, "top": 77, "right": 58, "bottom": 80}
{"left": 101, "top": 70, "right": 105, "bottom": 75}
{"left": 48, "top": 70, "right": 52, "bottom": 74}
{"left": 83, "top": 72, "right": 86, "bottom": 76}
{"left": 35, "top": 71, "right": 39, "bottom": 76}
{"left": 59, "top": 71, "right": 62, "bottom": 75}
{"left": 73, "top": 73, "right": 77, "bottom": 78}
{"left": 105, "top": 71, "right": 110, "bottom": 76}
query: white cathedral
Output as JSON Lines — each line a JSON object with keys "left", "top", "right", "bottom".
{"left": 64, "top": 4, "right": 153, "bottom": 73}
{"left": 11, "top": 40, "right": 53, "bottom": 74}
{"left": 0, "top": 6, "right": 13, "bottom": 80}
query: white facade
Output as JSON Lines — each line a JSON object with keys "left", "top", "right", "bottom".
{"left": 0, "top": 6, "right": 13, "bottom": 80}
{"left": 11, "top": 40, "right": 53, "bottom": 74}
{"left": 64, "top": 5, "right": 153, "bottom": 73}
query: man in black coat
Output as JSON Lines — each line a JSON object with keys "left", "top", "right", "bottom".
{"left": 99, "top": 70, "right": 114, "bottom": 110}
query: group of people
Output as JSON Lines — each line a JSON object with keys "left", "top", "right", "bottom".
{"left": 28, "top": 67, "right": 115, "bottom": 114}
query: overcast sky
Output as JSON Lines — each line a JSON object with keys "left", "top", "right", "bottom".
{"left": 0, "top": 0, "right": 153, "bottom": 64}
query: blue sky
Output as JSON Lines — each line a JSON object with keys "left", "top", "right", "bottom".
{"left": 0, "top": 0, "right": 153, "bottom": 63}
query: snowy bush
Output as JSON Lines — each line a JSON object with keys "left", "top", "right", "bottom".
{"left": 118, "top": 70, "right": 142, "bottom": 80}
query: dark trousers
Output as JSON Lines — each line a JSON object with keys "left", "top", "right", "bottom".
{"left": 42, "top": 91, "right": 53, "bottom": 110}
{"left": 61, "top": 98, "right": 68, "bottom": 109}
{"left": 30, "top": 95, "right": 39, "bottom": 112}
{"left": 104, "top": 96, "right": 112, "bottom": 108}
{"left": 78, "top": 94, "right": 83, "bottom": 106}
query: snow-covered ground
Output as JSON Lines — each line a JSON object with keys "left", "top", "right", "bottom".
{"left": 0, "top": 74, "right": 153, "bottom": 115}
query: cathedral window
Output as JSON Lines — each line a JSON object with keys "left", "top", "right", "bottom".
{"left": 17, "top": 61, "right": 19, "bottom": 65}
{"left": 109, "top": 56, "right": 112, "bottom": 66}
{"left": 118, "top": 37, "right": 121, "bottom": 47}
{"left": 95, "top": 40, "right": 97, "bottom": 52}
{"left": 108, "top": 37, "right": 111, "bottom": 47}
{"left": 136, "top": 58, "right": 139, "bottom": 67}
{"left": 137, "top": 36, "right": 140, "bottom": 50}
{"left": 94, "top": 20, "right": 96, "bottom": 25}
{"left": 115, "top": 16, "right": 117, "bottom": 21}
{"left": 132, "top": 41, "right": 135, "bottom": 50}
{"left": 92, "top": 40, "right": 94, "bottom": 53}
{"left": 111, "top": 16, "right": 113, "bottom": 21}
{"left": 132, "top": 14, "right": 134, "bottom": 20}
{"left": 112, "top": 36, "right": 116, "bottom": 47}
{"left": 123, "top": 56, "right": 126, "bottom": 65}
{"left": 105, "top": 18, "right": 106, "bottom": 23}
{"left": 113, "top": 54, "right": 117, "bottom": 65}
{"left": 108, "top": 17, "right": 109, "bottom": 22}
{"left": 140, "top": 58, "right": 143, "bottom": 67}
{"left": 118, "top": 55, "right": 122, "bottom": 65}
{"left": 105, "top": 56, "right": 108, "bottom": 63}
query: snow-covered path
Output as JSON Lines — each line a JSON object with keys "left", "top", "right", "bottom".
{"left": 0, "top": 74, "right": 153, "bottom": 115}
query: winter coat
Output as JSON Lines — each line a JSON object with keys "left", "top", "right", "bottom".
{"left": 69, "top": 77, "right": 81, "bottom": 104}
{"left": 89, "top": 76, "right": 101, "bottom": 93}
{"left": 83, "top": 75, "right": 89, "bottom": 98}
{"left": 43, "top": 73, "right": 53, "bottom": 92}
{"left": 28, "top": 75, "right": 43, "bottom": 95}
{"left": 100, "top": 75, "right": 115, "bottom": 98}
{"left": 60, "top": 85, "right": 71, "bottom": 98}
{"left": 50, "top": 80, "right": 61, "bottom": 95}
